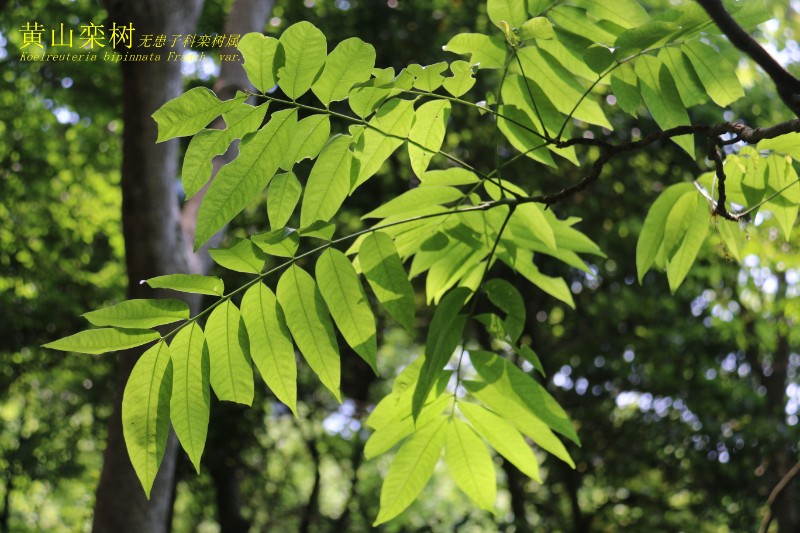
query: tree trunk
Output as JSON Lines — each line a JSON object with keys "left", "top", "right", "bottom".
{"left": 91, "top": 0, "right": 272, "bottom": 531}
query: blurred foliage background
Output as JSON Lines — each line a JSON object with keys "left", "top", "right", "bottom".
{"left": 1, "top": 0, "right": 800, "bottom": 531}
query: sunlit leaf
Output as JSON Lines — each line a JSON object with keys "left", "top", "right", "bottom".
{"left": 373, "top": 416, "right": 447, "bottom": 526}
{"left": 276, "top": 265, "right": 341, "bottom": 401}
{"left": 238, "top": 33, "right": 279, "bottom": 92}
{"left": 267, "top": 172, "right": 303, "bottom": 229}
{"left": 152, "top": 87, "right": 244, "bottom": 143}
{"left": 408, "top": 100, "right": 451, "bottom": 178}
{"left": 412, "top": 287, "right": 471, "bottom": 419}
{"left": 121, "top": 341, "right": 172, "bottom": 498}
{"left": 443, "top": 33, "right": 506, "bottom": 69}
{"left": 205, "top": 301, "right": 254, "bottom": 405}
{"left": 168, "top": 323, "right": 209, "bottom": 473}
{"left": 43, "top": 328, "right": 160, "bottom": 355}
{"left": 312, "top": 37, "right": 375, "bottom": 106}
{"left": 209, "top": 238, "right": 266, "bottom": 274}
{"left": 444, "top": 418, "right": 497, "bottom": 510}
{"left": 359, "top": 232, "right": 416, "bottom": 332}
{"left": 241, "top": 282, "right": 297, "bottom": 415}
{"left": 276, "top": 21, "right": 327, "bottom": 100}
{"left": 83, "top": 299, "right": 189, "bottom": 329}
{"left": 316, "top": 249, "right": 378, "bottom": 372}
{"left": 459, "top": 402, "right": 541, "bottom": 481}
{"left": 300, "top": 135, "right": 355, "bottom": 226}
{"left": 195, "top": 108, "right": 297, "bottom": 249}
{"left": 146, "top": 274, "right": 224, "bottom": 296}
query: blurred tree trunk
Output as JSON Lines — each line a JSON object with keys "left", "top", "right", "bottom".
{"left": 91, "top": 1, "right": 272, "bottom": 531}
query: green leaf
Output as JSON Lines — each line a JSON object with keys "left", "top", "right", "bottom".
{"left": 152, "top": 87, "right": 244, "bottom": 143}
{"left": 238, "top": 33, "right": 279, "bottom": 92}
{"left": 484, "top": 278, "right": 525, "bottom": 343}
{"left": 181, "top": 101, "right": 269, "bottom": 199}
{"left": 311, "top": 37, "right": 375, "bottom": 106}
{"left": 487, "top": 0, "right": 527, "bottom": 27}
{"left": 359, "top": 232, "right": 416, "bottom": 331}
{"left": 408, "top": 100, "right": 451, "bottom": 178}
{"left": 444, "top": 418, "right": 497, "bottom": 511}
{"left": 300, "top": 135, "right": 355, "bottom": 227}
{"left": 516, "top": 345, "right": 546, "bottom": 377}
{"left": 280, "top": 114, "right": 330, "bottom": 171}
{"left": 276, "top": 21, "right": 327, "bottom": 100}
{"left": 363, "top": 186, "right": 463, "bottom": 219}
{"left": 460, "top": 402, "right": 540, "bottom": 482}
{"left": 43, "top": 328, "right": 160, "bottom": 355}
{"left": 315, "top": 249, "right": 377, "bottom": 372}
{"left": 614, "top": 20, "right": 680, "bottom": 57}
{"left": 348, "top": 69, "right": 394, "bottom": 119}
{"left": 299, "top": 220, "right": 336, "bottom": 241}
{"left": 276, "top": 265, "right": 341, "bottom": 401}
{"left": 412, "top": 287, "right": 471, "bottom": 419}
{"left": 168, "top": 323, "right": 209, "bottom": 473}
{"left": 471, "top": 351, "right": 579, "bottom": 444}
{"left": 209, "top": 238, "right": 266, "bottom": 274}
{"left": 420, "top": 168, "right": 480, "bottom": 187}
{"left": 121, "top": 341, "right": 172, "bottom": 498}
{"left": 205, "top": 301, "right": 254, "bottom": 405}
{"left": 636, "top": 182, "right": 695, "bottom": 282}
{"left": 496, "top": 105, "right": 556, "bottom": 167}
{"left": 365, "top": 392, "right": 451, "bottom": 459}
{"left": 82, "top": 299, "right": 189, "bottom": 329}
{"left": 513, "top": 47, "right": 612, "bottom": 129}
{"left": 764, "top": 155, "right": 800, "bottom": 240}
{"left": 352, "top": 98, "right": 416, "bottom": 191}
{"left": 549, "top": 5, "right": 619, "bottom": 45}
{"left": 366, "top": 358, "right": 425, "bottom": 430}
{"left": 658, "top": 48, "right": 708, "bottom": 108}
{"left": 583, "top": 45, "right": 615, "bottom": 74}
{"left": 195, "top": 108, "right": 297, "bottom": 249}
{"left": 716, "top": 219, "right": 745, "bottom": 262}
{"left": 634, "top": 55, "right": 693, "bottom": 156}
{"left": 518, "top": 17, "right": 555, "bottom": 40}
{"left": 406, "top": 62, "right": 449, "bottom": 92}
{"left": 443, "top": 33, "right": 506, "bottom": 70}
{"left": 758, "top": 132, "right": 800, "bottom": 160}
{"left": 575, "top": 0, "right": 649, "bottom": 28}
{"left": 666, "top": 193, "right": 710, "bottom": 292}
{"left": 267, "top": 172, "right": 303, "bottom": 229}
{"left": 240, "top": 283, "right": 297, "bottom": 415}
{"left": 442, "top": 61, "right": 476, "bottom": 97}
{"left": 610, "top": 62, "right": 641, "bottom": 116}
{"left": 499, "top": 249, "right": 575, "bottom": 308}
{"left": 681, "top": 41, "right": 744, "bottom": 107}
{"left": 146, "top": 274, "right": 224, "bottom": 296}
{"left": 464, "top": 377, "right": 574, "bottom": 467}
{"left": 373, "top": 416, "right": 447, "bottom": 526}
{"left": 510, "top": 202, "right": 557, "bottom": 251}
{"left": 251, "top": 228, "right": 300, "bottom": 258}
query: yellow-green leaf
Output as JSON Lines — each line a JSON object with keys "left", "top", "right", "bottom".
{"left": 43, "top": 327, "right": 160, "bottom": 355}
{"left": 146, "top": 274, "right": 224, "bottom": 296}
{"left": 459, "top": 402, "right": 541, "bottom": 481}
{"left": 240, "top": 283, "right": 297, "bottom": 415}
{"left": 121, "top": 341, "right": 172, "bottom": 498}
{"left": 444, "top": 418, "right": 497, "bottom": 511}
{"left": 373, "top": 416, "right": 447, "bottom": 526}
{"left": 82, "top": 299, "right": 189, "bottom": 329}
{"left": 276, "top": 265, "right": 341, "bottom": 401}
{"left": 316, "top": 249, "right": 377, "bottom": 372}
{"left": 152, "top": 87, "right": 244, "bottom": 143}
{"left": 205, "top": 301, "right": 254, "bottom": 405}
{"left": 276, "top": 21, "right": 327, "bottom": 100}
{"left": 359, "top": 232, "right": 416, "bottom": 331}
{"left": 168, "top": 323, "right": 209, "bottom": 473}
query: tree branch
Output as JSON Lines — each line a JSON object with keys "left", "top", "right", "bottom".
{"left": 541, "top": 119, "right": 800, "bottom": 216}
{"left": 695, "top": 0, "right": 800, "bottom": 116}
{"left": 758, "top": 459, "right": 800, "bottom": 533}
